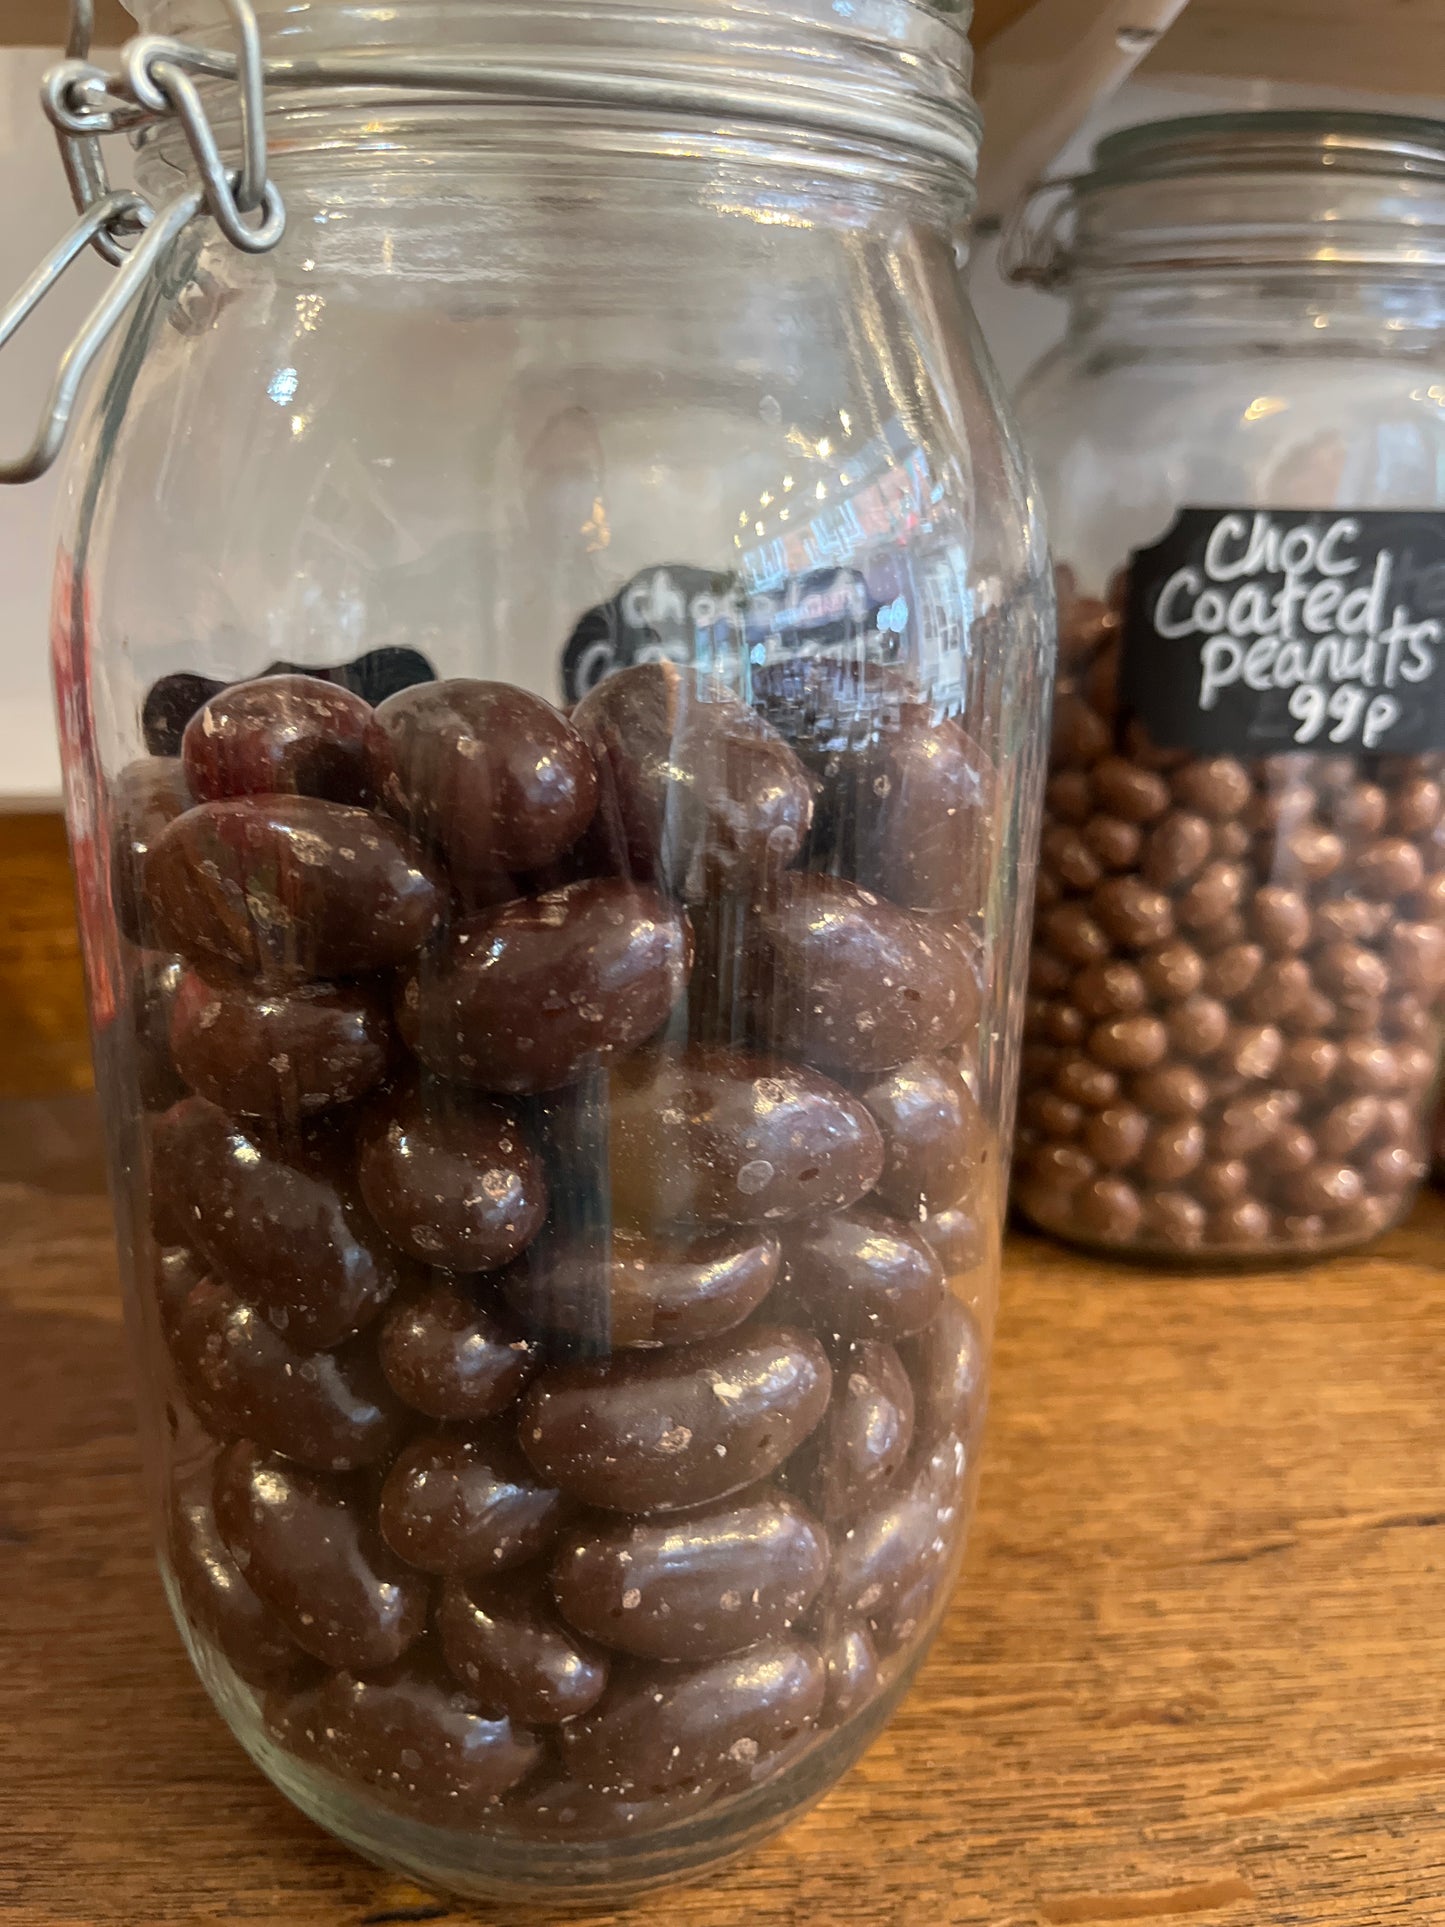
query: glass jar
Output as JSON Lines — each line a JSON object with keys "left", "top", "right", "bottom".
{"left": 1007, "top": 111, "right": 1445, "bottom": 1263}
{"left": 46, "top": 0, "right": 1051, "bottom": 1901}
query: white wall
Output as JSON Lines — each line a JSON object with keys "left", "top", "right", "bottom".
{"left": 0, "top": 48, "right": 1437, "bottom": 804}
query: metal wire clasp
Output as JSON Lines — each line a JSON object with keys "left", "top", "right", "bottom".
{"left": 0, "top": 0, "right": 286, "bottom": 485}
{"left": 998, "top": 175, "right": 1080, "bottom": 289}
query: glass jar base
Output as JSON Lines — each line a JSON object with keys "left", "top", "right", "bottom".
{"left": 163, "top": 1565, "right": 927, "bottom": 1905}
{"left": 1013, "top": 1200, "right": 1410, "bottom": 1270}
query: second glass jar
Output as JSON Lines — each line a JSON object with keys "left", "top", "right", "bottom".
{"left": 1010, "top": 111, "right": 1445, "bottom": 1262}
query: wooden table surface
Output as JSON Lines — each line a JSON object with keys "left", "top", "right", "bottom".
{"left": 5, "top": 1092, "right": 1445, "bottom": 1927}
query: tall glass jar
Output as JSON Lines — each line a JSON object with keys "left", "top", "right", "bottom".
{"left": 47, "top": 0, "right": 1051, "bottom": 1900}
{"left": 1008, "top": 112, "right": 1445, "bottom": 1263}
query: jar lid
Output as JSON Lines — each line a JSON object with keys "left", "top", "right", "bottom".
{"left": 1006, "top": 108, "right": 1445, "bottom": 286}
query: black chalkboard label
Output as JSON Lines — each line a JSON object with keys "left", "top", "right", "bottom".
{"left": 1121, "top": 508, "right": 1445, "bottom": 755}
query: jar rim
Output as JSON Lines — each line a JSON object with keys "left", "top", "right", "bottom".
{"left": 1088, "top": 110, "right": 1445, "bottom": 190}
{"left": 1006, "top": 108, "right": 1445, "bottom": 289}
{"left": 128, "top": 0, "right": 980, "bottom": 183}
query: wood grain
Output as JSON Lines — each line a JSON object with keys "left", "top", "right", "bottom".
{"left": 0, "top": 816, "right": 93, "bottom": 1102}
{"left": 5, "top": 1091, "right": 1445, "bottom": 1925}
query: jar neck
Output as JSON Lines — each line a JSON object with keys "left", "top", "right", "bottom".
{"left": 1061, "top": 272, "right": 1445, "bottom": 356}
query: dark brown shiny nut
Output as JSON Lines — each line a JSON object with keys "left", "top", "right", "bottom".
{"left": 1050, "top": 695, "right": 1111, "bottom": 769}
{"left": 1194, "top": 911, "right": 1248, "bottom": 955}
{"left": 1195, "top": 943, "right": 1261, "bottom": 1005}
{"left": 1046, "top": 770, "right": 1093, "bottom": 825}
{"left": 1335, "top": 1038, "right": 1400, "bottom": 1094}
{"left": 1313, "top": 942, "right": 1390, "bottom": 1004}
{"left": 520, "top": 1326, "right": 831, "bottom": 1514}
{"left": 377, "top": 1276, "right": 538, "bottom": 1421}
{"left": 1279, "top": 1036, "right": 1339, "bottom": 1095}
{"left": 1391, "top": 776, "right": 1444, "bottom": 836}
{"left": 1024, "top": 1142, "right": 1095, "bottom": 1191}
{"left": 1247, "top": 784, "right": 1313, "bottom": 836}
{"left": 558, "top": 1638, "right": 825, "bottom": 1798}
{"left": 578, "top": 661, "right": 811, "bottom": 897}
{"left": 1020, "top": 1089, "right": 1083, "bottom": 1139}
{"left": 1387, "top": 922, "right": 1445, "bottom": 994}
{"left": 1041, "top": 825, "right": 1103, "bottom": 892}
{"left": 213, "top": 1442, "right": 428, "bottom": 1670}
{"left": 508, "top": 1770, "right": 715, "bottom": 1839}
{"left": 1278, "top": 1212, "right": 1327, "bottom": 1245}
{"left": 1072, "top": 961, "right": 1148, "bottom": 1019}
{"left": 1336, "top": 996, "right": 1386, "bottom": 1036}
{"left": 1327, "top": 781, "right": 1388, "bottom": 840}
{"left": 1082, "top": 815, "right": 1143, "bottom": 871}
{"left": 853, "top": 718, "right": 998, "bottom": 915}
{"left": 133, "top": 951, "right": 187, "bottom": 1110}
{"left": 1208, "top": 1092, "right": 1290, "bottom": 1160}
{"left": 1175, "top": 862, "right": 1245, "bottom": 933}
{"left": 1034, "top": 871, "right": 1063, "bottom": 911}
{"left": 607, "top": 1048, "right": 882, "bottom": 1228}
{"left": 1140, "top": 810, "right": 1212, "bottom": 888}
{"left": 1029, "top": 949, "right": 1072, "bottom": 996}
{"left": 436, "top": 1571, "right": 609, "bottom": 1724}
{"left": 1054, "top": 1055, "right": 1121, "bottom": 1109}
{"left": 169, "top": 1469, "right": 314, "bottom": 1691}
{"left": 376, "top": 679, "right": 598, "bottom": 879}
{"left": 1356, "top": 836, "right": 1426, "bottom": 898}
{"left": 1257, "top": 1122, "right": 1317, "bottom": 1180}
{"left": 1087, "top": 1014, "right": 1168, "bottom": 1072}
{"left": 861, "top": 1057, "right": 984, "bottom": 1218}
{"left": 1170, "top": 757, "right": 1252, "bottom": 820}
{"left": 1411, "top": 869, "right": 1445, "bottom": 920}
{"left": 793, "top": 1341, "right": 915, "bottom": 1519}
{"left": 1139, "top": 1190, "right": 1206, "bottom": 1250}
{"left": 1218, "top": 1023, "right": 1283, "bottom": 1083}
{"left": 1240, "top": 959, "right": 1312, "bottom": 1026}
{"left": 1324, "top": 1195, "right": 1401, "bottom": 1241}
{"left": 1365, "top": 1141, "right": 1425, "bottom": 1192}
{"left": 1085, "top": 647, "right": 1119, "bottom": 717}
{"left": 1193, "top": 1159, "right": 1249, "bottom": 1206}
{"left": 1041, "top": 1001, "right": 1087, "bottom": 1045}
{"left": 1207, "top": 1199, "right": 1272, "bottom": 1247}
{"left": 751, "top": 875, "right": 978, "bottom": 1074}
{"left": 1212, "top": 820, "right": 1252, "bottom": 859}
{"left": 150, "top": 1098, "right": 400, "bottom": 1349}
{"left": 1374, "top": 1097, "right": 1421, "bottom": 1147}
{"left": 1283, "top": 1162, "right": 1365, "bottom": 1214}
{"left": 1041, "top": 903, "right": 1111, "bottom": 967}
{"left": 1138, "top": 1118, "right": 1206, "bottom": 1184}
{"left": 169, "top": 969, "right": 391, "bottom": 1120}
{"left": 183, "top": 675, "right": 386, "bottom": 807}
{"left": 165, "top": 1274, "right": 406, "bottom": 1471}
{"left": 379, "top": 1429, "right": 566, "bottom": 1575}
{"left": 1070, "top": 1174, "right": 1142, "bottom": 1242}
{"left": 901, "top": 1293, "right": 985, "bottom": 1446}
{"left": 357, "top": 1086, "right": 545, "bottom": 1271}
{"left": 1315, "top": 1096, "right": 1383, "bottom": 1159}
{"left": 1139, "top": 940, "right": 1205, "bottom": 1002}
{"left": 551, "top": 1490, "right": 828, "bottom": 1661}
{"left": 505, "top": 1226, "right": 778, "bottom": 1351}
{"left": 274, "top": 1652, "right": 542, "bottom": 1820}
{"left": 832, "top": 1441, "right": 962, "bottom": 1651}
{"left": 1129, "top": 1065, "right": 1209, "bottom": 1119}
{"left": 1164, "top": 993, "right": 1230, "bottom": 1059}
{"left": 1092, "top": 877, "right": 1174, "bottom": 951}
{"left": 1081, "top": 1104, "right": 1150, "bottom": 1171}
{"left": 111, "top": 758, "right": 194, "bottom": 944}
{"left": 1090, "top": 757, "right": 1170, "bottom": 824}
{"left": 780, "top": 1208, "right": 946, "bottom": 1344}
{"left": 1280, "top": 822, "right": 1345, "bottom": 884}
{"left": 1250, "top": 886, "right": 1311, "bottom": 956}
{"left": 822, "top": 1626, "right": 881, "bottom": 1725}
{"left": 916, "top": 1205, "right": 986, "bottom": 1276}
{"left": 145, "top": 796, "right": 444, "bottom": 980}
{"left": 399, "top": 878, "right": 691, "bottom": 1095}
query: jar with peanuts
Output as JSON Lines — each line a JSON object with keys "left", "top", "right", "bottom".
{"left": 1006, "top": 111, "right": 1445, "bottom": 1260}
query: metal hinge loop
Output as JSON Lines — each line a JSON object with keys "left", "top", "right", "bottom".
{"left": 0, "top": 0, "right": 286, "bottom": 483}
